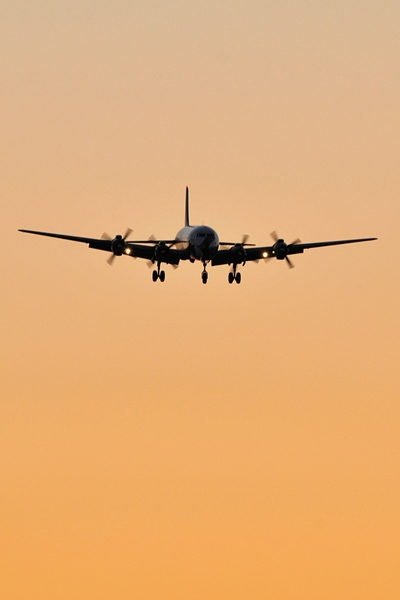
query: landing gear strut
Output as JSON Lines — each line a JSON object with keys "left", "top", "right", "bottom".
{"left": 201, "top": 262, "right": 209, "bottom": 284}
{"left": 152, "top": 262, "right": 165, "bottom": 282}
{"left": 228, "top": 265, "right": 241, "bottom": 284}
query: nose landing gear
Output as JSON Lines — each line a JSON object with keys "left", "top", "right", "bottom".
{"left": 201, "top": 262, "right": 209, "bottom": 284}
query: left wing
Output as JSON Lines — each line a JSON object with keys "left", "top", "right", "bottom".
{"left": 212, "top": 237, "right": 377, "bottom": 266}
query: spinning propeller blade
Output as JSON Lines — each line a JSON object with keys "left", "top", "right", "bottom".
{"left": 103, "top": 228, "right": 133, "bottom": 265}
{"left": 269, "top": 231, "right": 301, "bottom": 268}
{"left": 270, "top": 230, "right": 279, "bottom": 243}
{"left": 285, "top": 256, "right": 294, "bottom": 269}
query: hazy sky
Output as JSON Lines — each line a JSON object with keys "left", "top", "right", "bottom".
{"left": 1, "top": 1, "right": 399, "bottom": 598}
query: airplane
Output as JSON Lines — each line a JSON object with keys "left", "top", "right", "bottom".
{"left": 19, "top": 187, "right": 377, "bottom": 284}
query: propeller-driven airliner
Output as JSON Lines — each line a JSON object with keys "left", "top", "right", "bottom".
{"left": 19, "top": 188, "right": 376, "bottom": 284}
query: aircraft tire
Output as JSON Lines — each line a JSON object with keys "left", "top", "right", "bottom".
{"left": 159, "top": 270, "right": 165, "bottom": 282}
{"left": 152, "top": 270, "right": 158, "bottom": 282}
{"left": 236, "top": 272, "right": 241, "bottom": 284}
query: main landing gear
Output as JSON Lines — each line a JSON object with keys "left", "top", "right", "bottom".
{"left": 152, "top": 263, "right": 165, "bottom": 282}
{"left": 228, "top": 265, "right": 241, "bottom": 284}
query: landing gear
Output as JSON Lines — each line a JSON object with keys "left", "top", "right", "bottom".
{"left": 228, "top": 265, "right": 241, "bottom": 284}
{"left": 201, "top": 262, "right": 209, "bottom": 284}
{"left": 152, "top": 264, "right": 166, "bottom": 282}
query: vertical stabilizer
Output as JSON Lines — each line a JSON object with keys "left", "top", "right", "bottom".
{"left": 185, "top": 186, "right": 190, "bottom": 227}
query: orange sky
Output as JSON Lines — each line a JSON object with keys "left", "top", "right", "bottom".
{"left": 1, "top": 1, "right": 399, "bottom": 598}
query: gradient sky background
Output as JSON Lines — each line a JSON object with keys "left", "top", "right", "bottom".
{"left": 1, "top": 1, "right": 399, "bottom": 598}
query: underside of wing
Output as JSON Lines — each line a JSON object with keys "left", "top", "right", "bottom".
{"left": 212, "top": 236, "right": 377, "bottom": 267}
{"left": 18, "top": 229, "right": 188, "bottom": 266}
{"left": 127, "top": 243, "right": 186, "bottom": 265}
{"left": 212, "top": 245, "right": 276, "bottom": 266}
{"left": 18, "top": 229, "right": 112, "bottom": 251}
{"left": 292, "top": 237, "right": 377, "bottom": 252}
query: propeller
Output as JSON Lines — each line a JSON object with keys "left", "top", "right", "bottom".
{"left": 146, "top": 238, "right": 180, "bottom": 269}
{"left": 168, "top": 239, "right": 182, "bottom": 248}
{"left": 269, "top": 231, "right": 301, "bottom": 269}
{"left": 101, "top": 228, "right": 133, "bottom": 265}
{"left": 220, "top": 234, "right": 253, "bottom": 247}
{"left": 146, "top": 234, "right": 180, "bottom": 248}
{"left": 230, "top": 234, "right": 251, "bottom": 263}
{"left": 285, "top": 255, "right": 294, "bottom": 269}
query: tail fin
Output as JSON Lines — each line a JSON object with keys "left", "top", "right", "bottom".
{"left": 185, "top": 186, "right": 190, "bottom": 227}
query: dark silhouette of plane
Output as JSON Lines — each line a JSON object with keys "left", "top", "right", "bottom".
{"left": 19, "top": 187, "right": 377, "bottom": 284}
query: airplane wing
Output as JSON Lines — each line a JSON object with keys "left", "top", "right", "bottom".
{"left": 126, "top": 243, "right": 184, "bottom": 265}
{"left": 18, "top": 229, "right": 113, "bottom": 251}
{"left": 18, "top": 229, "right": 185, "bottom": 265}
{"left": 212, "top": 237, "right": 377, "bottom": 266}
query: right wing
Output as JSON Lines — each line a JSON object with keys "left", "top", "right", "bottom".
{"left": 18, "top": 229, "right": 113, "bottom": 251}
{"left": 18, "top": 229, "right": 186, "bottom": 265}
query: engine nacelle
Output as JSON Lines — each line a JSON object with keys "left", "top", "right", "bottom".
{"left": 154, "top": 242, "right": 169, "bottom": 261}
{"left": 111, "top": 235, "right": 126, "bottom": 256}
{"left": 230, "top": 243, "right": 247, "bottom": 264}
{"left": 273, "top": 240, "right": 288, "bottom": 260}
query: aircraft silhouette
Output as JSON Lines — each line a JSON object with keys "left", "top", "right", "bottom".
{"left": 19, "top": 187, "right": 377, "bottom": 284}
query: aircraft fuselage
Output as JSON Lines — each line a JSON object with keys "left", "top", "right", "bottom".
{"left": 176, "top": 225, "right": 220, "bottom": 262}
